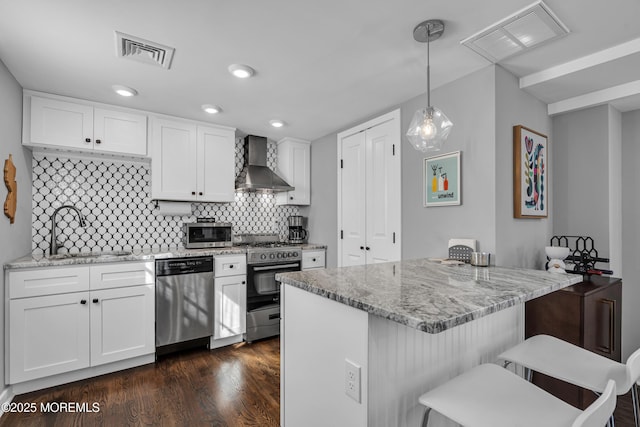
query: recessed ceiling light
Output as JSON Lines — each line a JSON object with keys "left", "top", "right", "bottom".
{"left": 202, "top": 104, "right": 222, "bottom": 114}
{"left": 228, "top": 64, "right": 255, "bottom": 79}
{"left": 112, "top": 85, "right": 138, "bottom": 97}
{"left": 269, "top": 119, "right": 286, "bottom": 128}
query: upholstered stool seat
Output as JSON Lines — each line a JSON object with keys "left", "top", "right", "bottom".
{"left": 419, "top": 363, "right": 616, "bottom": 427}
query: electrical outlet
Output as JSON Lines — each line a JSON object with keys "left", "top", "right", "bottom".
{"left": 345, "top": 359, "right": 361, "bottom": 403}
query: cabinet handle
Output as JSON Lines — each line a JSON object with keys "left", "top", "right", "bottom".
{"left": 95, "top": 139, "right": 101, "bottom": 144}
{"left": 597, "top": 298, "right": 616, "bottom": 354}
{"left": 80, "top": 299, "right": 87, "bottom": 304}
{"left": 84, "top": 138, "right": 91, "bottom": 143}
{"left": 366, "top": 247, "right": 370, "bottom": 251}
{"left": 199, "top": 192, "right": 203, "bottom": 196}
{"left": 290, "top": 196, "right": 294, "bottom": 200}
{"left": 242, "top": 281, "right": 246, "bottom": 284}
{"left": 93, "top": 298, "right": 99, "bottom": 304}
{"left": 191, "top": 191, "right": 196, "bottom": 195}
{"left": 360, "top": 246, "right": 364, "bottom": 250}
{"left": 312, "top": 258, "right": 316, "bottom": 262}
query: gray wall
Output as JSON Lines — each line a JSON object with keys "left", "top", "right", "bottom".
{"left": 401, "top": 66, "right": 497, "bottom": 260}
{"left": 622, "top": 109, "right": 640, "bottom": 359}
{"left": 494, "top": 66, "right": 552, "bottom": 269}
{"left": 307, "top": 65, "right": 499, "bottom": 266}
{"left": 299, "top": 134, "right": 338, "bottom": 267}
{"left": 0, "top": 60, "right": 31, "bottom": 391}
{"left": 552, "top": 105, "right": 611, "bottom": 263}
{"left": 608, "top": 106, "right": 622, "bottom": 276}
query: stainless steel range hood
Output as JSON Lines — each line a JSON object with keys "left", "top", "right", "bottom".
{"left": 235, "top": 135, "right": 294, "bottom": 193}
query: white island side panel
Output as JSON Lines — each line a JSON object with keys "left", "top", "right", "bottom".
{"left": 282, "top": 284, "right": 368, "bottom": 427}
{"left": 368, "top": 304, "right": 523, "bottom": 427}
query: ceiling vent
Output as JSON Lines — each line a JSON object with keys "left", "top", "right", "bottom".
{"left": 115, "top": 31, "right": 175, "bottom": 69}
{"left": 460, "top": 1, "right": 569, "bottom": 63}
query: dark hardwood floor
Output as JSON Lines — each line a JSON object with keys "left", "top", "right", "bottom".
{"left": 0, "top": 337, "right": 280, "bottom": 427}
{"left": 1, "top": 336, "right": 638, "bottom": 426}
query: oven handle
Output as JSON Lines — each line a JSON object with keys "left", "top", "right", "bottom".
{"left": 253, "top": 263, "right": 300, "bottom": 271}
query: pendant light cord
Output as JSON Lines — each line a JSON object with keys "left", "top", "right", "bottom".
{"left": 427, "top": 24, "right": 431, "bottom": 108}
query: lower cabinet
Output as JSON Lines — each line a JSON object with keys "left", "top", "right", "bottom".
{"left": 214, "top": 275, "right": 247, "bottom": 339}
{"left": 525, "top": 276, "right": 622, "bottom": 409}
{"left": 302, "top": 249, "right": 326, "bottom": 270}
{"left": 7, "top": 261, "right": 155, "bottom": 385}
{"left": 9, "top": 292, "right": 91, "bottom": 383}
{"left": 90, "top": 284, "right": 155, "bottom": 366}
{"left": 213, "top": 255, "right": 247, "bottom": 341}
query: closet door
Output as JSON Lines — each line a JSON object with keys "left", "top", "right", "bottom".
{"left": 365, "top": 118, "right": 401, "bottom": 264}
{"left": 339, "top": 131, "right": 367, "bottom": 267}
{"left": 337, "top": 109, "right": 401, "bottom": 267}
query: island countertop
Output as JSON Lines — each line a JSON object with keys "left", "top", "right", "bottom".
{"left": 276, "top": 258, "right": 582, "bottom": 334}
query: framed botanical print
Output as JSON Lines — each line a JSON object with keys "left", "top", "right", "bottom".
{"left": 514, "top": 125, "right": 547, "bottom": 218}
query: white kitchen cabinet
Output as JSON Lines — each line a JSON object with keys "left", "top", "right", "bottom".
{"left": 302, "top": 249, "right": 326, "bottom": 270}
{"left": 6, "top": 261, "right": 155, "bottom": 385}
{"left": 9, "top": 292, "right": 91, "bottom": 384}
{"left": 26, "top": 94, "right": 147, "bottom": 157}
{"left": 90, "top": 284, "right": 155, "bottom": 366}
{"left": 213, "top": 255, "right": 247, "bottom": 340}
{"left": 276, "top": 138, "right": 310, "bottom": 205}
{"left": 214, "top": 275, "right": 247, "bottom": 339}
{"left": 337, "top": 109, "right": 401, "bottom": 267}
{"left": 151, "top": 117, "right": 235, "bottom": 202}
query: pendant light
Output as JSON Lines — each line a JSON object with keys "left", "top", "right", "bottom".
{"left": 406, "top": 19, "right": 453, "bottom": 152}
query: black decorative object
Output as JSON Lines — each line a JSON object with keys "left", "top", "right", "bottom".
{"left": 549, "top": 235, "right": 612, "bottom": 276}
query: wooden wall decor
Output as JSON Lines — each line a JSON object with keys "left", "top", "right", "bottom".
{"left": 4, "top": 154, "right": 17, "bottom": 224}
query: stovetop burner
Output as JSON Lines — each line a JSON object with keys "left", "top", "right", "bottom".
{"left": 236, "top": 234, "right": 302, "bottom": 264}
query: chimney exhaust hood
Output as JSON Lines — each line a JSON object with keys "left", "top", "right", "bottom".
{"left": 235, "top": 135, "right": 295, "bottom": 193}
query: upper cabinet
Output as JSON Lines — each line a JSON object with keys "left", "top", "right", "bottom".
{"left": 24, "top": 93, "right": 147, "bottom": 157}
{"left": 151, "top": 117, "right": 235, "bottom": 203}
{"left": 276, "top": 138, "right": 310, "bottom": 206}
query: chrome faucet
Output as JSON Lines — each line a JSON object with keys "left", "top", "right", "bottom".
{"left": 50, "top": 205, "right": 87, "bottom": 255}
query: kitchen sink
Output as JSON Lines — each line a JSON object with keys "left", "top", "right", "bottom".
{"left": 47, "top": 250, "right": 133, "bottom": 260}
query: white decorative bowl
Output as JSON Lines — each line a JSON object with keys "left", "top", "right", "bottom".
{"left": 545, "top": 246, "right": 570, "bottom": 260}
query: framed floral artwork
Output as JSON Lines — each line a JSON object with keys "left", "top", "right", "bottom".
{"left": 514, "top": 125, "right": 547, "bottom": 218}
{"left": 424, "top": 151, "right": 461, "bottom": 207}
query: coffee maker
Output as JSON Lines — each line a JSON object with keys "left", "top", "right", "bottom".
{"left": 288, "top": 216, "right": 308, "bottom": 244}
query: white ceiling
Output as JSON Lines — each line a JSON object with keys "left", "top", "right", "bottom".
{"left": 0, "top": 0, "right": 639, "bottom": 141}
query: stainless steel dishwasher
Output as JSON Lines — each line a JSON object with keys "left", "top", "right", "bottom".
{"left": 155, "top": 256, "right": 214, "bottom": 356}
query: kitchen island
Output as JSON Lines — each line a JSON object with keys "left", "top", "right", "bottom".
{"left": 276, "top": 259, "right": 582, "bottom": 427}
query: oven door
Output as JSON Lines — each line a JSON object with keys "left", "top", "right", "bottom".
{"left": 247, "top": 262, "right": 300, "bottom": 311}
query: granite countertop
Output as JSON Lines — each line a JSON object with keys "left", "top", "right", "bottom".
{"left": 5, "top": 243, "right": 327, "bottom": 270}
{"left": 276, "top": 258, "right": 582, "bottom": 334}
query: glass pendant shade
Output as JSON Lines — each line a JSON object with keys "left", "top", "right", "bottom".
{"left": 406, "top": 106, "right": 453, "bottom": 152}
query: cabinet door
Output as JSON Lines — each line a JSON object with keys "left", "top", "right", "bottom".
{"left": 93, "top": 108, "right": 147, "bottom": 156}
{"left": 214, "top": 275, "right": 247, "bottom": 339}
{"left": 30, "top": 96, "right": 93, "bottom": 150}
{"left": 339, "top": 131, "right": 367, "bottom": 267}
{"left": 151, "top": 118, "right": 198, "bottom": 201}
{"left": 197, "top": 125, "right": 235, "bottom": 202}
{"left": 584, "top": 282, "right": 622, "bottom": 361}
{"left": 365, "top": 118, "right": 401, "bottom": 264}
{"left": 276, "top": 139, "right": 310, "bottom": 205}
{"left": 90, "top": 284, "right": 155, "bottom": 366}
{"left": 9, "top": 292, "right": 90, "bottom": 384}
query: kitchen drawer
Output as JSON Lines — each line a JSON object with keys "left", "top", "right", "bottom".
{"left": 302, "top": 250, "right": 325, "bottom": 270}
{"left": 90, "top": 261, "right": 155, "bottom": 291}
{"left": 9, "top": 266, "right": 89, "bottom": 299}
{"left": 214, "top": 255, "right": 247, "bottom": 277}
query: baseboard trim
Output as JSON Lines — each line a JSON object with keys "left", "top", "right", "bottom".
{"left": 0, "top": 385, "right": 15, "bottom": 418}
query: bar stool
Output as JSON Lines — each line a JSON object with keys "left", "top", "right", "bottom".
{"left": 419, "top": 363, "right": 616, "bottom": 427}
{"left": 498, "top": 335, "right": 640, "bottom": 427}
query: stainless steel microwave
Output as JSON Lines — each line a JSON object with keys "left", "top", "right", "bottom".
{"left": 183, "top": 222, "right": 233, "bottom": 248}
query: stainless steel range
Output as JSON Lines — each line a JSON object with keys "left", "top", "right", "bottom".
{"left": 237, "top": 234, "right": 301, "bottom": 342}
